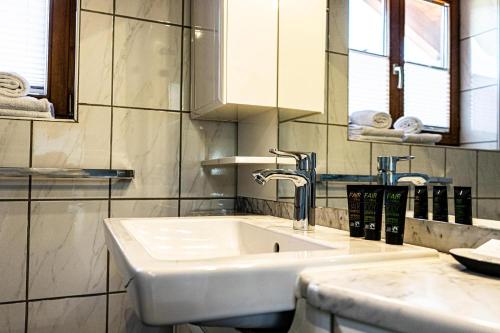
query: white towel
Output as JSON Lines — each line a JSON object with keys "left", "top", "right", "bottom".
{"left": 349, "top": 110, "right": 392, "bottom": 129}
{"left": 349, "top": 125, "right": 404, "bottom": 138}
{"left": 349, "top": 135, "right": 404, "bottom": 143}
{"left": 0, "top": 72, "right": 30, "bottom": 97}
{"left": 403, "top": 133, "right": 442, "bottom": 144}
{"left": 0, "top": 108, "right": 53, "bottom": 119}
{"left": 394, "top": 116, "right": 424, "bottom": 134}
{"left": 0, "top": 95, "right": 52, "bottom": 113}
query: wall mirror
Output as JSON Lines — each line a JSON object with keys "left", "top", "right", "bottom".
{"left": 0, "top": 0, "right": 77, "bottom": 122}
{"left": 278, "top": 0, "right": 500, "bottom": 227}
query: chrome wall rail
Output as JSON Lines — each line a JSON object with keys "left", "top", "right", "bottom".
{"left": 0, "top": 167, "right": 134, "bottom": 179}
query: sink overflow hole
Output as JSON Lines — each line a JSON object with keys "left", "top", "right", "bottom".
{"left": 274, "top": 242, "right": 280, "bottom": 253}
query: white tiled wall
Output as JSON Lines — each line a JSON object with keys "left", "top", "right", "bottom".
{"left": 0, "top": 0, "right": 236, "bottom": 331}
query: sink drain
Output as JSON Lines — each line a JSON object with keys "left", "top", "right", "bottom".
{"left": 273, "top": 242, "right": 280, "bottom": 253}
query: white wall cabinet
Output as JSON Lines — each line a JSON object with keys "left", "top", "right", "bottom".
{"left": 191, "top": 0, "right": 326, "bottom": 121}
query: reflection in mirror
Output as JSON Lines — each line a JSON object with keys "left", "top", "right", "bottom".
{"left": 278, "top": 0, "right": 500, "bottom": 229}
{"left": 347, "top": 0, "right": 499, "bottom": 150}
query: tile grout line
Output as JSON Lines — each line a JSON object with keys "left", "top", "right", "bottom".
{"left": 178, "top": 0, "right": 186, "bottom": 217}
{"left": 24, "top": 120, "right": 34, "bottom": 333}
{"left": 105, "top": 1, "right": 117, "bottom": 331}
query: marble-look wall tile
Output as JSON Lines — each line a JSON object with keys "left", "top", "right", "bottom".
{"left": 328, "top": 125, "right": 370, "bottom": 174}
{"left": 113, "top": 17, "right": 182, "bottom": 110}
{"left": 116, "top": 0, "right": 183, "bottom": 25}
{"left": 460, "top": 30, "right": 498, "bottom": 91}
{"left": 181, "top": 115, "right": 236, "bottom": 197}
{"left": 0, "top": 202, "right": 27, "bottom": 302}
{"left": 0, "top": 303, "right": 25, "bottom": 333}
{"left": 28, "top": 296, "right": 106, "bottom": 333}
{"left": 31, "top": 106, "right": 111, "bottom": 199}
{"left": 371, "top": 143, "right": 410, "bottom": 175}
{"left": 0, "top": 119, "right": 30, "bottom": 167}
{"left": 328, "top": 0, "right": 348, "bottom": 54}
{"left": 81, "top": 0, "right": 114, "bottom": 13}
{"left": 446, "top": 149, "right": 477, "bottom": 197}
{"left": 29, "top": 201, "right": 107, "bottom": 299}
{"left": 32, "top": 106, "right": 111, "bottom": 168}
{"left": 460, "top": 86, "right": 499, "bottom": 143}
{"left": 109, "top": 199, "right": 179, "bottom": 291}
{"left": 278, "top": 121, "right": 327, "bottom": 197}
{"left": 328, "top": 53, "right": 348, "bottom": 125}
{"left": 108, "top": 293, "right": 173, "bottom": 333}
{"left": 410, "top": 146, "right": 445, "bottom": 178}
{"left": 478, "top": 199, "right": 500, "bottom": 220}
{"left": 180, "top": 199, "right": 235, "bottom": 216}
{"left": 460, "top": 0, "right": 498, "bottom": 38}
{"left": 111, "top": 108, "right": 180, "bottom": 198}
{"left": 78, "top": 11, "right": 113, "bottom": 105}
{"left": 478, "top": 151, "right": 500, "bottom": 198}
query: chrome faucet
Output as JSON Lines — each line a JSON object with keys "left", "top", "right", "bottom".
{"left": 252, "top": 149, "right": 316, "bottom": 231}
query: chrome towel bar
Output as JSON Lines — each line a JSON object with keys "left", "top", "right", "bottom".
{"left": 0, "top": 167, "right": 134, "bottom": 179}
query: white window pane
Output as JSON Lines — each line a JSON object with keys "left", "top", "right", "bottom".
{"left": 0, "top": 0, "right": 50, "bottom": 95}
{"left": 404, "top": 63, "right": 450, "bottom": 129}
{"left": 349, "top": 51, "right": 390, "bottom": 115}
{"left": 349, "top": 0, "right": 388, "bottom": 56}
{"left": 405, "top": 0, "right": 449, "bottom": 68}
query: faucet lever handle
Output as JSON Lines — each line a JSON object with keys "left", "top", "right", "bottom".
{"left": 377, "top": 155, "right": 415, "bottom": 172}
{"left": 269, "top": 148, "right": 309, "bottom": 161}
{"left": 395, "top": 155, "right": 415, "bottom": 162}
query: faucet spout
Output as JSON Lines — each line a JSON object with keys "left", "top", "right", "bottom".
{"left": 252, "top": 169, "right": 309, "bottom": 187}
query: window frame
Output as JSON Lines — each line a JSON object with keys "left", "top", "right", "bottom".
{"left": 30, "top": 0, "right": 77, "bottom": 119}
{"left": 389, "top": 0, "right": 460, "bottom": 146}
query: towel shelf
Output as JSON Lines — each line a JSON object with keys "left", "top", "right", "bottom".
{"left": 0, "top": 167, "right": 134, "bottom": 179}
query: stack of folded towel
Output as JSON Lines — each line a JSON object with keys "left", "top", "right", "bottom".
{"left": 348, "top": 111, "right": 443, "bottom": 145}
{"left": 0, "top": 72, "right": 54, "bottom": 119}
{"left": 349, "top": 110, "right": 405, "bottom": 143}
{"left": 394, "top": 116, "right": 442, "bottom": 144}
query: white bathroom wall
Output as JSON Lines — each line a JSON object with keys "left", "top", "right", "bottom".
{"left": 0, "top": 0, "right": 237, "bottom": 331}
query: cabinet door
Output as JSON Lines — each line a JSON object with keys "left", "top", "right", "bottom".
{"left": 278, "top": 0, "right": 326, "bottom": 113}
{"left": 225, "top": 0, "right": 278, "bottom": 107}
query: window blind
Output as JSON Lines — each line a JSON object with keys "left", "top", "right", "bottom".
{"left": 349, "top": 50, "right": 390, "bottom": 115}
{"left": 0, "top": 0, "right": 50, "bottom": 95}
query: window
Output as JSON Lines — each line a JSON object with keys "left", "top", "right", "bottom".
{"left": 349, "top": 0, "right": 460, "bottom": 145}
{"left": 0, "top": 0, "right": 76, "bottom": 118}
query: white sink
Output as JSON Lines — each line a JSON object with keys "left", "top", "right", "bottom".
{"left": 104, "top": 215, "right": 437, "bottom": 328}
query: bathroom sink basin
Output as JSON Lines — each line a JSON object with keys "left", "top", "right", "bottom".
{"left": 104, "top": 215, "right": 437, "bottom": 327}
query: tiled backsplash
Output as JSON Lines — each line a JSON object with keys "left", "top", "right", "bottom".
{"left": 0, "top": 0, "right": 236, "bottom": 331}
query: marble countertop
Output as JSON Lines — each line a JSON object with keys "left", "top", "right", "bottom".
{"left": 298, "top": 254, "right": 500, "bottom": 333}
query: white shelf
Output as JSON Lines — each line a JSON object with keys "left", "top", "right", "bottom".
{"left": 201, "top": 156, "right": 296, "bottom": 166}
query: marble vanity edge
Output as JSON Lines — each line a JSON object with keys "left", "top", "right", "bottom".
{"left": 236, "top": 196, "right": 500, "bottom": 253}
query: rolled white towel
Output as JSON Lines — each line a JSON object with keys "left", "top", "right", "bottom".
{"left": 0, "top": 72, "right": 30, "bottom": 97}
{"left": 349, "top": 125, "right": 404, "bottom": 138}
{"left": 403, "top": 133, "right": 442, "bottom": 144}
{"left": 394, "top": 116, "right": 424, "bottom": 134}
{"left": 349, "top": 110, "right": 392, "bottom": 129}
{"left": 0, "top": 95, "right": 52, "bottom": 113}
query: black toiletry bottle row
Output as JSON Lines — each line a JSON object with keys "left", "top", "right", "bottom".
{"left": 413, "top": 186, "right": 472, "bottom": 225}
{"left": 346, "top": 185, "right": 409, "bottom": 245}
